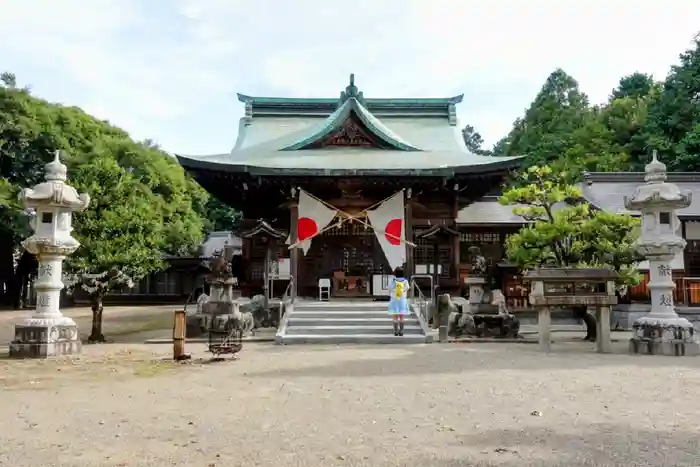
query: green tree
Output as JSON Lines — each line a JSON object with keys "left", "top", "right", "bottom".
{"left": 0, "top": 177, "right": 14, "bottom": 206}
{"left": 644, "top": 35, "right": 700, "bottom": 171}
{"left": 461, "top": 124, "right": 492, "bottom": 156}
{"left": 500, "top": 165, "right": 642, "bottom": 340}
{"left": 610, "top": 72, "right": 660, "bottom": 101}
{"left": 493, "top": 69, "right": 591, "bottom": 166}
{"left": 0, "top": 72, "right": 16, "bottom": 88}
{"left": 0, "top": 73, "right": 211, "bottom": 332}
{"left": 550, "top": 109, "right": 630, "bottom": 180}
{"left": 203, "top": 196, "right": 241, "bottom": 233}
{"left": 62, "top": 150, "right": 169, "bottom": 341}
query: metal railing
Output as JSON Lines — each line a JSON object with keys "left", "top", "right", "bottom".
{"left": 409, "top": 278, "right": 432, "bottom": 336}
{"left": 410, "top": 273, "right": 435, "bottom": 305}
{"left": 182, "top": 285, "right": 198, "bottom": 315}
{"left": 275, "top": 276, "right": 295, "bottom": 341}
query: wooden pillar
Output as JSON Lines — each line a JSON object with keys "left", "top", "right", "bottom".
{"left": 452, "top": 194, "right": 460, "bottom": 282}
{"left": 263, "top": 241, "right": 271, "bottom": 309}
{"left": 289, "top": 202, "right": 299, "bottom": 301}
{"left": 432, "top": 240, "right": 440, "bottom": 305}
{"left": 405, "top": 199, "right": 414, "bottom": 277}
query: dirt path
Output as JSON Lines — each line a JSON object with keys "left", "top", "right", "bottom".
{"left": 0, "top": 305, "right": 177, "bottom": 345}
{"left": 1, "top": 339, "right": 700, "bottom": 466}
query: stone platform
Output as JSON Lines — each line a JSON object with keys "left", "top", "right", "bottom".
{"left": 629, "top": 318, "right": 700, "bottom": 356}
{"left": 9, "top": 322, "right": 82, "bottom": 358}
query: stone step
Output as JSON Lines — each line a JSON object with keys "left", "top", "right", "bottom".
{"left": 285, "top": 325, "right": 423, "bottom": 336}
{"left": 291, "top": 311, "right": 409, "bottom": 320}
{"left": 294, "top": 302, "right": 391, "bottom": 311}
{"left": 279, "top": 334, "right": 430, "bottom": 345}
{"left": 288, "top": 317, "right": 420, "bottom": 327}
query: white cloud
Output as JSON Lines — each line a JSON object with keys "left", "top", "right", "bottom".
{"left": 0, "top": 0, "right": 698, "bottom": 152}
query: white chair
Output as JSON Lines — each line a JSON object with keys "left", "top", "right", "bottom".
{"left": 318, "top": 278, "right": 331, "bottom": 301}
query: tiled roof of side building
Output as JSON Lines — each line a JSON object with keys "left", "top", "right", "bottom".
{"left": 580, "top": 172, "right": 700, "bottom": 217}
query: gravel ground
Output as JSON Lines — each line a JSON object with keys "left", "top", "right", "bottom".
{"left": 1, "top": 339, "right": 700, "bottom": 467}
{"left": 0, "top": 305, "right": 178, "bottom": 345}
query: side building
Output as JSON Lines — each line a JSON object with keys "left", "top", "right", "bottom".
{"left": 454, "top": 171, "right": 700, "bottom": 309}
{"left": 68, "top": 231, "right": 242, "bottom": 306}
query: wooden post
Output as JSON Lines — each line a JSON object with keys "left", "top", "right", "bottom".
{"left": 289, "top": 202, "right": 299, "bottom": 301}
{"left": 173, "top": 310, "right": 186, "bottom": 360}
{"left": 405, "top": 198, "right": 413, "bottom": 277}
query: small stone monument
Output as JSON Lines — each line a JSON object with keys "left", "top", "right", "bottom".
{"left": 187, "top": 245, "right": 238, "bottom": 337}
{"left": 10, "top": 150, "right": 90, "bottom": 358}
{"left": 465, "top": 246, "right": 487, "bottom": 305}
{"left": 626, "top": 152, "right": 699, "bottom": 356}
{"left": 524, "top": 268, "right": 618, "bottom": 353}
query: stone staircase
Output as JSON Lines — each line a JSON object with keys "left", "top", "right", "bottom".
{"left": 276, "top": 300, "right": 432, "bottom": 344}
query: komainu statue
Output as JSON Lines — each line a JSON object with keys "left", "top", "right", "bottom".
{"left": 467, "top": 246, "right": 487, "bottom": 277}
{"left": 442, "top": 294, "right": 476, "bottom": 338}
{"left": 227, "top": 305, "right": 256, "bottom": 336}
{"left": 444, "top": 290, "right": 521, "bottom": 339}
{"left": 240, "top": 294, "right": 269, "bottom": 329}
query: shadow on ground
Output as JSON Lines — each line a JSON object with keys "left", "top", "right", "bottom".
{"left": 396, "top": 425, "right": 699, "bottom": 467}
{"left": 244, "top": 342, "right": 700, "bottom": 378}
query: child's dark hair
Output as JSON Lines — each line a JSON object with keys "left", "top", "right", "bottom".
{"left": 393, "top": 267, "right": 405, "bottom": 278}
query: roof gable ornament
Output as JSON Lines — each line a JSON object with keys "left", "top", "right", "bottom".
{"left": 339, "top": 73, "right": 366, "bottom": 107}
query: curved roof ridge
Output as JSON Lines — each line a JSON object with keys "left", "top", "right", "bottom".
{"left": 280, "top": 98, "right": 423, "bottom": 152}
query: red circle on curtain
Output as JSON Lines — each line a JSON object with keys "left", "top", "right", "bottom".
{"left": 384, "top": 218, "right": 402, "bottom": 246}
{"left": 298, "top": 217, "right": 319, "bottom": 241}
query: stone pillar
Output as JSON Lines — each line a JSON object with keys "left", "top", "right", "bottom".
{"left": 538, "top": 307, "right": 551, "bottom": 353}
{"left": 465, "top": 277, "right": 486, "bottom": 305}
{"left": 596, "top": 306, "right": 612, "bottom": 353}
{"left": 10, "top": 150, "right": 90, "bottom": 358}
{"left": 626, "top": 152, "right": 699, "bottom": 356}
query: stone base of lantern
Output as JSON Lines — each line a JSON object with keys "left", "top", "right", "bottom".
{"left": 629, "top": 316, "right": 700, "bottom": 357}
{"left": 9, "top": 318, "right": 82, "bottom": 359}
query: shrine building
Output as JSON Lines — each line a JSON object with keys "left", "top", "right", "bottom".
{"left": 176, "top": 75, "right": 522, "bottom": 301}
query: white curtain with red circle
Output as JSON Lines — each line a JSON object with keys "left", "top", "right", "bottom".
{"left": 366, "top": 191, "right": 406, "bottom": 270}
{"left": 295, "top": 189, "right": 338, "bottom": 255}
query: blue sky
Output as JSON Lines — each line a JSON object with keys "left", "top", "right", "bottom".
{"left": 2, "top": 0, "right": 699, "bottom": 155}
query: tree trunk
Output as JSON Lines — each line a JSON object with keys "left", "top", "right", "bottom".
{"left": 0, "top": 239, "right": 15, "bottom": 306}
{"left": 573, "top": 305, "right": 597, "bottom": 341}
{"left": 88, "top": 294, "right": 106, "bottom": 343}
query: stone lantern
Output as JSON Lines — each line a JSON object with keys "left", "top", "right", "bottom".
{"left": 626, "top": 151, "right": 699, "bottom": 356}
{"left": 9, "top": 150, "right": 91, "bottom": 358}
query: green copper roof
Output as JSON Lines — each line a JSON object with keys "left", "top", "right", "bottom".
{"left": 176, "top": 74, "right": 523, "bottom": 176}
{"left": 280, "top": 97, "right": 422, "bottom": 152}
{"left": 237, "top": 94, "right": 464, "bottom": 106}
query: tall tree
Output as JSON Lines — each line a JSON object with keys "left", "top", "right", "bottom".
{"left": 644, "top": 35, "right": 700, "bottom": 171}
{"left": 610, "top": 72, "right": 660, "bottom": 101}
{"left": 203, "top": 197, "right": 241, "bottom": 233}
{"left": 461, "top": 124, "right": 490, "bottom": 155}
{"left": 64, "top": 151, "right": 167, "bottom": 341}
{"left": 598, "top": 96, "right": 655, "bottom": 171}
{"left": 493, "top": 69, "right": 592, "bottom": 167}
{"left": 500, "top": 165, "right": 641, "bottom": 340}
{"left": 0, "top": 73, "right": 211, "bottom": 314}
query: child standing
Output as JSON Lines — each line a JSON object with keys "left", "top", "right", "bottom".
{"left": 389, "top": 267, "right": 410, "bottom": 336}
